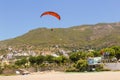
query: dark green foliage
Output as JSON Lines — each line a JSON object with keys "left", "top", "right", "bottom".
{"left": 102, "top": 48, "right": 115, "bottom": 58}
{"left": 92, "top": 51, "right": 101, "bottom": 57}
{"left": 95, "top": 64, "right": 104, "bottom": 71}
{"left": 53, "top": 56, "right": 62, "bottom": 64}
{"left": 29, "top": 56, "right": 37, "bottom": 65}
{"left": 60, "top": 56, "right": 69, "bottom": 63}
{"left": 36, "top": 55, "right": 45, "bottom": 65}
{"left": 75, "top": 59, "right": 88, "bottom": 72}
{"left": 53, "top": 56, "right": 68, "bottom": 64}
{"left": 15, "top": 58, "right": 28, "bottom": 67}
{"left": 69, "top": 52, "right": 86, "bottom": 62}
{"left": 0, "top": 66, "right": 3, "bottom": 74}
{"left": 86, "top": 52, "right": 94, "bottom": 57}
{"left": 65, "top": 67, "right": 78, "bottom": 72}
{"left": 45, "top": 55, "right": 54, "bottom": 63}
{"left": 111, "top": 46, "right": 120, "bottom": 60}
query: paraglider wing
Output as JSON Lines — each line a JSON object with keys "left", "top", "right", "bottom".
{"left": 40, "top": 11, "right": 61, "bottom": 20}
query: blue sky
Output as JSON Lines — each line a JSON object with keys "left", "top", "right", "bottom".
{"left": 0, "top": 0, "right": 120, "bottom": 40}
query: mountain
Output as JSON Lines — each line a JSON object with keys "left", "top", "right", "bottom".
{"left": 0, "top": 22, "right": 120, "bottom": 51}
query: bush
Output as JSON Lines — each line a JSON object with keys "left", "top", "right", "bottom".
{"left": 75, "top": 59, "right": 88, "bottom": 72}
{"left": 95, "top": 65, "right": 103, "bottom": 71}
{"left": 0, "top": 67, "right": 3, "bottom": 74}
{"left": 101, "top": 68, "right": 111, "bottom": 71}
{"left": 65, "top": 67, "right": 78, "bottom": 72}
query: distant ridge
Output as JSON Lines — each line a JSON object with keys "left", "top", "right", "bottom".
{"left": 0, "top": 22, "right": 120, "bottom": 51}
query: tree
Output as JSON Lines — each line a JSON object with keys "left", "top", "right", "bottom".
{"left": 102, "top": 48, "right": 115, "bottom": 59}
{"left": 75, "top": 59, "right": 88, "bottom": 72}
{"left": 36, "top": 55, "right": 45, "bottom": 65}
{"left": 111, "top": 46, "right": 120, "bottom": 60}
{"left": 29, "top": 55, "right": 45, "bottom": 71}
{"left": 45, "top": 55, "right": 54, "bottom": 63}
{"left": 53, "top": 56, "right": 68, "bottom": 65}
{"left": 53, "top": 56, "right": 62, "bottom": 64}
{"left": 0, "top": 65, "right": 3, "bottom": 74}
{"left": 86, "top": 52, "right": 94, "bottom": 58}
{"left": 69, "top": 52, "right": 86, "bottom": 62}
{"left": 15, "top": 58, "right": 28, "bottom": 67}
{"left": 60, "top": 56, "right": 69, "bottom": 64}
{"left": 92, "top": 50, "right": 101, "bottom": 57}
{"left": 29, "top": 56, "right": 37, "bottom": 66}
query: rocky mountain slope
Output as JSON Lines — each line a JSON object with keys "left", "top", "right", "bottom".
{"left": 0, "top": 22, "right": 120, "bottom": 51}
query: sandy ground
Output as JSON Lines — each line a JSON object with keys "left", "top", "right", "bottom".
{"left": 0, "top": 71, "right": 120, "bottom": 80}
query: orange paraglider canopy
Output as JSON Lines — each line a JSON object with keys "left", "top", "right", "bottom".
{"left": 40, "top": 11, "right": 61, "bottom": 20}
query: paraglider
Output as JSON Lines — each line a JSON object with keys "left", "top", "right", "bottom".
{"left": 40, "top": 11, "right": 61, "bottom": 31}
{"left": 40, "top": 11, "right": 61, "bottom": 20}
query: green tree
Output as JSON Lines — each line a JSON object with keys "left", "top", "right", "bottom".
{"left": 29, "top": 56, "right": 37, "bottom": 66}
{"left": 36, "top": 55, "right": 45, "bottom": 65}
{"left": 0, "top": 65, "right": 3, "bottom": 74}
{"left": 86, "top": 52, "right": 94, "bottom": 57}
{"left": 15, "top": 58, "right": 28, "bottom": 67}
{"left": 75, "top": 59, "right": 88, "bottom": 72}
{"left": 53, "top": 56, "right": 62, "bottom": 64}
{"left": 53, "top": 56, "right": 68, "bottom": 64}
{"left": 102, "top": 48, "right": 115, "bottom": 58}
{"left": 60, "top": 56, "right": 69, "bottom": 64}
{"left": 111, "top": 46, "right": 120, "bottom": 60}
{"left": 92, "top": 51, "right": 101, "bottom": 57}
{"left": 69, "top": 52, "right": 86, "bottom": 62}
{"left": 45, "top": 55, "right": 54, "bottom": 63}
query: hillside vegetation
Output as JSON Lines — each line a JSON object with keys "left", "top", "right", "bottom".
{"left": 0, "top": 22, "right": 120, "bottom": 50}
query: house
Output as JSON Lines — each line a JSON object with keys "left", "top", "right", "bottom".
{"left": 87, "top": 57, "right": 102, "bottom": 71}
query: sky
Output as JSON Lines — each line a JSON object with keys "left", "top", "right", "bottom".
{"left": 0, "top": 0, "right": 120, "bottom": 40}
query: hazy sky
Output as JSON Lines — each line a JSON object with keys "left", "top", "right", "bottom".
{"left": 0, "top": 0, "right": 120, "bottom": 40}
